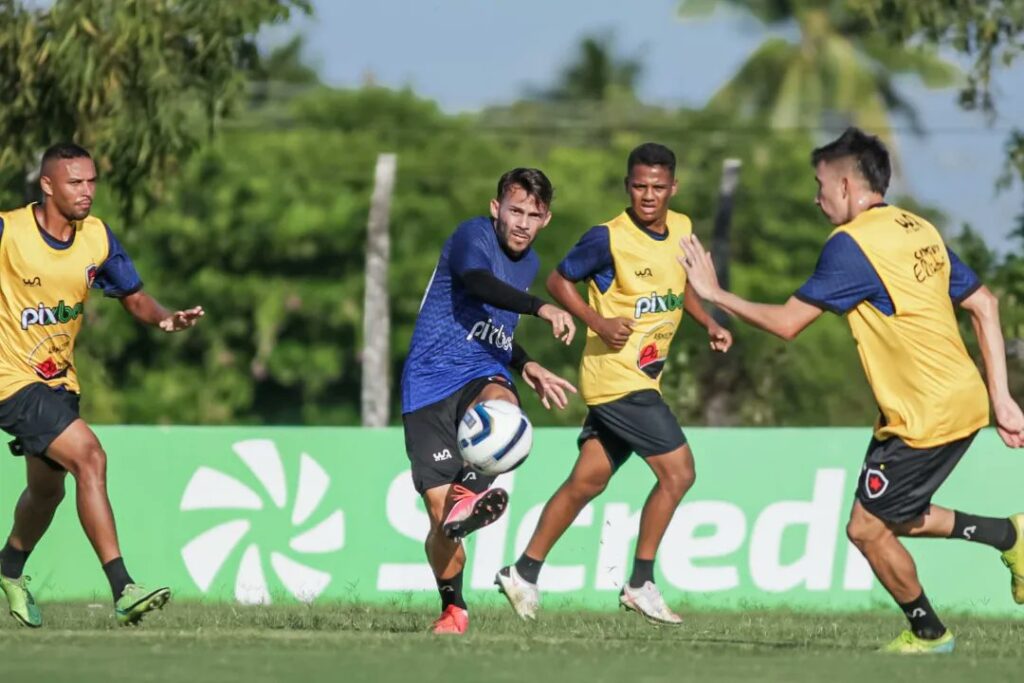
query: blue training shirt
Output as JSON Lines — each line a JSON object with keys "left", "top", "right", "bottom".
{"left": 795, "top": 232, "right": 981, "bottom": 315}
{"left": 401, "top": 216, "right": 540, "bottom": 414}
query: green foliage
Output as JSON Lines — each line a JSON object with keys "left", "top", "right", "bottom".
{"left": 676, "top": 0, "right": 959, "bottom": 147}
{"left": 71, "top": 87, "right": 885, "bottom": 428}
{"left": 532, "top": 33, "right": 643, "bottom": 103}
{"left": 0, "top": 0, "right": 310, "bottom": 222}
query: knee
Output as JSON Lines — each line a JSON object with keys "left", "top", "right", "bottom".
{"left": 658, "top": 465, "right": 695, "bottom": 500}
{"left": 846, "top": 515, "right": 886, "bottom": 550}
{"left": 566, "top": 474, "right": 608, "bottom": 502}
{"left": 68, "top": 444, "right": 107, "bottom": 482}
{"left": 36, "top": 483, "right": 66, "bottom": 507}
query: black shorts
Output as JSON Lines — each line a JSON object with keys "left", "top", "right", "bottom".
{"left": 0, "top": 383, "right": 80, "bottom": 472}
{"left": 578, "top": 390, "right": 687, "bottom": 471}
{"left": 856, "top": 431, "right": 977, "bottom": 524}
{"left": 403, "top": 374, "right": 519, "bottom": 495}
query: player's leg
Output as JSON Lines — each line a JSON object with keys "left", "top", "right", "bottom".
{"left": 607, "top": 392, "right": 691, "bottom": 624}
{"left": 496, "top": 433, "right": 619, "bottom": 619}
{"left": 403, "top": 386, "right": 499, "bottom": 635}
{"left": 613, "top": 443, "right": 694, "bottom": 625}
{"left": 44, "top": 418, "right": 169, "bottom": 625}
{"left": 0, "top": 456, "right": 65, "bottom": 627}
{"left": 421, "top": 483, "right": 471, "bottom": 634}
{"left": 439, "top": 378, "right": 517, "bottom": 540}
{"left": 846, "top": 501, "right": 954, "bottom": 653}
{"left": 846, "top": 435, "right": 973, "bottom": 653}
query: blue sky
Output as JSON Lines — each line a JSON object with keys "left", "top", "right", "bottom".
{"left": 273, "top": 0, "right": 1024, "bottom": 252}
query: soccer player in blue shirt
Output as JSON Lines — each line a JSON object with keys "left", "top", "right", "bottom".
{"left": 401, "top": 168, "right": 577, "bottom": 634}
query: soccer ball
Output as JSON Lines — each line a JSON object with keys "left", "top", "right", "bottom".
{"left": 457, "top": 399, "right": 533, "bottom": 476}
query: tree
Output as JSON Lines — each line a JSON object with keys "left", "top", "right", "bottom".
{"left": 849, "top": 0, "right": 1024, "bottom": 215}
{"left": 677, "top": 0, "right": 959, "bottom": 146}
{"left": 0, "top": 0, "right": 310, "bottom": 222}
{"left": 533, "top": 33, "right": 643, "bottom": 103}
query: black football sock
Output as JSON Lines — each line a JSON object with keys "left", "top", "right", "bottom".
{"left": 898, "top": 592, "right": 946, "bottom": 640}
{"left": 103, "top": 557, "right": 134, "bottom": 602}
{"left": 514, "top": 553, "right": 544, "bottom": 584}
{"left": 950, "top": 511, "right": 1017, "bottom": 551}
{"left": 0, "top": 542, "right": 30, "bottom": 579}
{"left": 629, "top": 558, "right": 655, "bottom": 589}
{"left": 437, "top": 571, "right": 467, "bottom": 610}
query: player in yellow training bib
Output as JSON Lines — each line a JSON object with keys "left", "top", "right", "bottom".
{"left": 496, "top": 143, "right": 732, "bottom": 623}
{"left": 680, "top": 128, "right": 1024, "bottom": 655}
{"left": 0, "top": 143, "right": 204, "bottom": 628}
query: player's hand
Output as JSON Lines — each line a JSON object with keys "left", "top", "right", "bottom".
{"left": 521, "top": 361, "right": 578, "bottom": 410}
{"left": 537, "top": 303, "right": 576, "bottom": 345}
{"left": 678, "top": 235, "right": 721, "bottom": 303}
{"left": 595, "top": 316, "right": 634, "bottom": 351}
{"left": 708, "top": 320, "right": 732, "bottom": 353}
{"left": 159, "top": 306, "right": 205, "bottom": 332}
{"left": 994, "top": 395, "right": 1024, "bottom": 448}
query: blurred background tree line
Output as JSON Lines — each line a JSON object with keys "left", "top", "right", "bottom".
{"left": 0, "top": 0, "right": 1020, "bottom": 427}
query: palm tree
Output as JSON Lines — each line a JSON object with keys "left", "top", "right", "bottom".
{"left": 678, "top": 0, "right": 959, "bottom": 146}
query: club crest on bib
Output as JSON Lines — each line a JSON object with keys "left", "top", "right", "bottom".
{"left": 636, "top": 320, "right": 676, "bottom": 379}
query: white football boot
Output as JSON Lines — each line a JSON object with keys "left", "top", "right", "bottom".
{"left": 619, "top": 581, "right": 682, "bottom": 625}
{"left": 495, "top": 565, "right": 540, "bottom": 620}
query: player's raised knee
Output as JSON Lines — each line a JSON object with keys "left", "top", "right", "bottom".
{"left": 67, "top": 444, "right": 108, "bottom": 481}
{"left": 659, "top": 465, "right": 695, "bottom": 500}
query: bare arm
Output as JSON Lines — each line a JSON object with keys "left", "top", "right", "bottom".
{"left": 679, "top": 234, "right": 822, "bottom": 340}
{"left": 546, "top": 269, "right": 605, "bottom": 333}
{"left": 960, "top": 286, "right": 1024, "bottom": 447}
{"left": 707, "top": 291, "right": 823, "bottom": 341}
{"left": 120, "top": 291, "right": 204, "bottom": 331}
{"left": 546, "top": 269, "right": 633, "bottom": 350}
{"left": 683, "top": 282, "right": 734, "bottom": 352}
{"left": 683, "top": 282, "right": 713, "bottom": 330}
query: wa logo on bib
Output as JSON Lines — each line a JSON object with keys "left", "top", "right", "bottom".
{"left": 179, "top": 440, "right": 345, "bottom": 604}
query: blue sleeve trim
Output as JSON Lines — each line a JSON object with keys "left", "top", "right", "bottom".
{"left": 795, "top": 233, "right": 893, "bottom": 316}
{"left": 93, "top": 224, "right": 143, "bottom": 298}
{"left": 557, "top": 225, "right": 615, "bottom": 294}
{"left": 947, "top": 247, "right": 982, "bottom": 304}
{"left": 0, "top": 216, "right": 4, "bottom": 241}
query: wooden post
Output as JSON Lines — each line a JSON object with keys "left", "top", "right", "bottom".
{"left": 702, "top": 158, "right": 742, "bottom": 426}
{"left": 711, "top": 158, "right": 741, "bottom": 327}
{"left": 361, "top": 153, "right": 397, "bottom": 427}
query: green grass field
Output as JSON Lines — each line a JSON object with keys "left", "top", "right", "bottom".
{"left": 1, "top": 602, "right": 1022, "bottom": 682}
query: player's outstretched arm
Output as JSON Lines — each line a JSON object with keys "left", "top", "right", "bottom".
{"left": 546, "top": 269, "right": 633, "bottom": 350}
{"left": 683, "top": 283, "right": 732, "bottom": 352}
{"left": 679, "top": 234, "right": 821, "bottom": 341}
{"left": 509, "top": 342, "right": 577, "bottom": 409}
{"left": 459, "top": 269, "right": 574, "bottom": 345}
{"left": 960, "top": 286, "right": 1024, "bottom": 448}
{"left": 120, "top": 291, "right": 205, "bottom": 332}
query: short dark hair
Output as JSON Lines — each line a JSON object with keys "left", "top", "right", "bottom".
{"left": 811, "top": 127, "right": 891, "bottom": 195}
{"left": 40, "top": 142, "right": 92, "bottom": 175}
{"left": 496, "top": 168, "right": 554, "bottom": 209}
{"left": 627, "top": 143, "right": 676, "bottom": 176}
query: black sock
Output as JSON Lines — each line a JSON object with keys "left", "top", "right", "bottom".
{"left": 437, "top": 571, "right": 466, "bottom": 610}
{"left": 0, "top": 542, "right": 30, "bottom": 580}
{"left": 514, "top": 553, "right": 543, "bottom": 584}
{"left": 898, "top": 592, "right": 946, "bottom": 640}
{"left": 950, "top": 511, "right": 1017, "bottom": 551}
{"left": 102, "top": 557, "right": 134, "bottom": 602}
{"left": 629, "top": 558, "right": 655, "bottom": 588}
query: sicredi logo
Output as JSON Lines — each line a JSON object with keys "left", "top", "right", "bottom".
{"left": 179, "top": 439, "right": 344, "bottom": 604}
{"left": 377, "top": 468, "right": 875, "bottom": 594}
